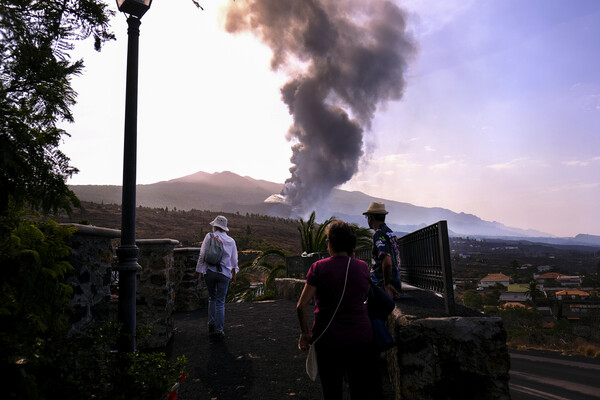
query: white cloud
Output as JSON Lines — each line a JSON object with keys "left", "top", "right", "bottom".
{"left": 562, "top": 160, "right": 589, "bottom": 167}
{"left": 430, "top": 159, "right": 459, "bottom": 170}
{"left": 486, "top": 158, "right": 528, "bottom": 170}
{"left": 548, "top": 182, "right": 600, "bottom": 193}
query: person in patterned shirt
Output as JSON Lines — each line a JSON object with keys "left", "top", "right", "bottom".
{"left": 363, "top": 201, "right": 403, "bottom": 299}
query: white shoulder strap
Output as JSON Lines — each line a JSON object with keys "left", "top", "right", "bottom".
{"left": 312, "top": 257, "right": 351, "bottom": 345}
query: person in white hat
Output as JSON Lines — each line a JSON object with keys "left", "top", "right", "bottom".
{"left": 195, "top": 215, "right": 239, "bottom": 341}
{"left": 363, "top": 202, "right": 402, "bottom": 298}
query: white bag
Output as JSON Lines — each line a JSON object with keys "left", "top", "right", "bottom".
{"left": 305, "top": 344, "right": 318, "bottom": 381}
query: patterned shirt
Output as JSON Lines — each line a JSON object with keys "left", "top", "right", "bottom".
{"left": 371, "top": 223, "right": 402, "bottom": 289}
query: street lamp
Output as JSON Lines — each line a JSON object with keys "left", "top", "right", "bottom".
{"left": 115, "top": 0, "right": 152, "bottom": 353}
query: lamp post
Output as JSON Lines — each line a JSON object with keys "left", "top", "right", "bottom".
{"left": 115, "top": 0, "right": 152, "bottom": 353}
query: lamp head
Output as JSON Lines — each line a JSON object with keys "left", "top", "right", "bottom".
{"left": 117, "top": 0, "right": 152, "bottom": 19}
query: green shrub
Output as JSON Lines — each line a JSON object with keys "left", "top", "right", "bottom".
{"left": 1, "top": 217, "right": 187, "bottom": 399}
{"left": 0, "top": 218, "right": 75, "bottom": 365}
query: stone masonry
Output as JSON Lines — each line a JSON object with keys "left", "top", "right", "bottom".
{"left": 63, "top": 224, "right": 120, "bottom": 336}
{"left": 136, "top": 239, "right": 179, "bottom": 349}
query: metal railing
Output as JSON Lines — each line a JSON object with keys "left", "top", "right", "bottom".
{"left": 398, "top": 220, "right": 455, "bottom": 315}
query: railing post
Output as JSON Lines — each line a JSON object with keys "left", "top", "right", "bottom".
{"left": 437, "top": 221, "right": 456, "bottom": 315}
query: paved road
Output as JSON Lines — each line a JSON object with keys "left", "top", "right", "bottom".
{"left": 509, "top": 350, "right": 600, "bottom": 400}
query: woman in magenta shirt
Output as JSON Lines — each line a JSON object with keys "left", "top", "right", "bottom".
{"left": 297, "top": 220, "right": 383, "bottom": 399}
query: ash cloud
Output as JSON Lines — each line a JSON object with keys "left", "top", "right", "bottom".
{"left": 225, "top": 0, "right": 416, "bottom": 214}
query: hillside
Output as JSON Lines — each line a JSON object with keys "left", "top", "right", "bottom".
{"left": 69, "top": 170, "right": 600, "bottom": 245}
{"left": 55, "top": 202, "right": 302, "bottom": 254}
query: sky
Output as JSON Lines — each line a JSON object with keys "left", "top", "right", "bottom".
{"left": 59, "top": 0, "right": 600, "bottom": 238}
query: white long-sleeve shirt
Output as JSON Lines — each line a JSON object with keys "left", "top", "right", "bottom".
{"left": 195, "top": 230, "right": 239, "bottom": 279}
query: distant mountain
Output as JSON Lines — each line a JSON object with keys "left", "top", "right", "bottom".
{"left": 69, "top": 171, "right": 600, "bottom": 246}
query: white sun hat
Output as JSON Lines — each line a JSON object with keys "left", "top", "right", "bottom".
{"left": 209, "top": 215, "right": 229, "bottom": 231}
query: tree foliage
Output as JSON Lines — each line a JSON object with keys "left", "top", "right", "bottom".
{"left": 297, "top": 211, "right": 335, "bottom": 254}
{"left": 351, "top": 222, "right": 373, "bottom": 250}
{"left": 0, "top": 0, "right": 114, "bottom": 216}
{"left": 0, "top": 217, "right": 76, "bottom": 395}
{"left": 525, "top": 280, "right": 544, "bottom": 307}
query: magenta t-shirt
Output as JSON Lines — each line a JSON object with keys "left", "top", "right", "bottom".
{"left": 306, "top": 255, "right": 373, "bottom": 346}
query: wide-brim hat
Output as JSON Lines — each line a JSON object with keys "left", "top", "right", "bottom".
{"left": 209, "top": 215, "right": 229, "bottom": 231}
{"left": 362, "top": 201, "right": 388, "bottom": 215}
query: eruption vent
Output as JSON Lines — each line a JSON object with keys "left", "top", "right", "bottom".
{"left": 264, "top": 194, "right": 289, "bottom": 205}
{"left": 226, "top": 0, "right": 416, "bottom": 214}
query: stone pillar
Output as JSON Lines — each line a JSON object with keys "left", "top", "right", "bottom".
{"left": 387, "top": 311, "right": 511, "bottom": 400}
{"left": 136, "top": 238, "right": 179, "bottom": 349}
{"left": 62, "top": 224, "right": 120, "bottom": 336}
{"left": 173, "top": 247, "right": 208, "bottom": 311}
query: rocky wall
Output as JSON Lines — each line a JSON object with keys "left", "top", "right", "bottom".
{"left": 63, "top": 224, "right": 120, "bottom": 336}
{"left": 173, "top": 247, "right": 207, "bottom": 311}
{"left": 136, "top": 239, "right": 179, "bottom": 349}
{"left": 274, "top": 278, "right": 305, "bottom": 301}
{"left": 386, "top": 310, "right": 511, "bottom": 400}
{"left": 63, "top": 227, "right": 211, "bottom": 349}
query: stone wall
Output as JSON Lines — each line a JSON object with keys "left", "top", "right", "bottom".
{"left": 63, "top": 224, "right": 120, "bottom": 336}
{"left": 63, "top": 227, "right": 209, "bottom": 349}
{"left": 274, "top": 278, "right": 305, "bottom": 301}
{"left": 386, "top": 311, "right": 510, "bottom": 400}
{"left": 173, "top": 247, "right": 207, "bottom": 311}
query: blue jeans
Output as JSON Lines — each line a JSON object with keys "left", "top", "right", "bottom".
{"left": 205, "top": 269, "right": 230, "bottom": 333}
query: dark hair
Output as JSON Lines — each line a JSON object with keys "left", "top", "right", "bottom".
{"left": 326, "top": 220, "right": 357, "bottom": 255}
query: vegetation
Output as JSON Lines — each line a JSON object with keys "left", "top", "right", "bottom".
{"left": 0, "top": 2, "right": 189, "bottom": 397}
{"left": 1, "top": 217, "right": 76, "bottom": 395}
{"left": 226, "top": 215, "right": 374, "bottom": 302}
{"left": 227, "top": 249, "right": 289, "bottom": 302}
{"left": 0, "top": 0, "right": 114, "bottom": 216}
{"left": 298, "top": 211, "right": 335, "bottom": 253}
{"left": 488, "top": 306, "right": 600, "bottom": 357}
{"left": 55, "top": 202, "right": 304, "bottom": 253}
{"left": 0, "top": 216, "right": 187, "bottom": 398}
{"left": 525, "top": 280, "right": 543, "bottom": 308}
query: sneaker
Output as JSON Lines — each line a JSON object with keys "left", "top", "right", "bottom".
{"left": 208, "top": 323, "right": 215, "bottom": 334}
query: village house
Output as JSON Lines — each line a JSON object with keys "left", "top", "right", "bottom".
{"left": 533, "top": 272, "right": 561, "bottom": 285}
{"left": 556, "top": 275, "right": 583, "bottom": 287}
{"left": 478, "top": 273, "right": 510, "bottom": 289}
{"left": 555, "top": 289, "right": 590, "bottom": 300}
{"left": 534, "top": 272, "right": 582, "bottom": 288}
{"left": 537, "top": 265, "right": 552, "bottom": 272}
{"left": 499, "top": 284, "right": 530, "bottom": 302}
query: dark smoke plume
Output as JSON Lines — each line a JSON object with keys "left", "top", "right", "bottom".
{"left": 225, "top": 0, "right": 416, "bottom": 214}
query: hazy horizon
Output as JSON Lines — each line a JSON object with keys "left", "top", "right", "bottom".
{"left": 68, "top": 169, "right": 600, "bottom": 240}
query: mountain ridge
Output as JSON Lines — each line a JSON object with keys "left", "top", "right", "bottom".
{"left": 69, "top": 170, "right": 600, "bottom": 247}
